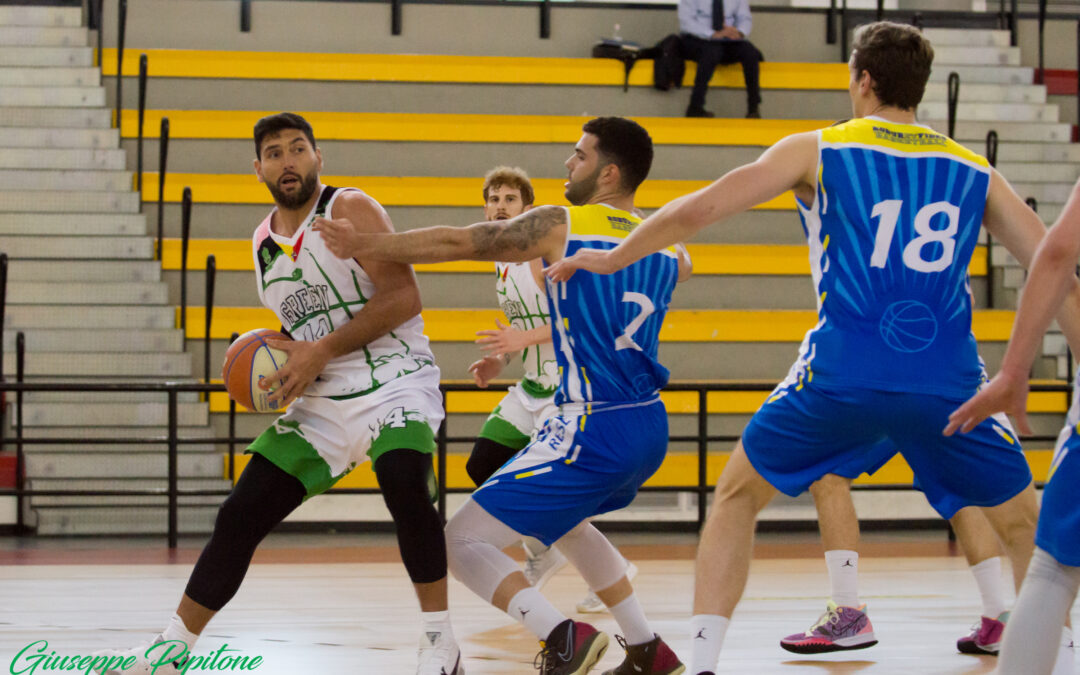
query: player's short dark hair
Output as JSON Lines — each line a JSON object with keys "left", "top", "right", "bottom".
{"left": 253, "top": 112, "right": 317, "bottom": 159}
{"left": 851, "top": 21, "right": 934, "bottom": 111}
{"left": 483, "top": 166, "right": 535, "bottom": 206}
{"left": 582, "top": 116, "right": 653, "bottom": 194}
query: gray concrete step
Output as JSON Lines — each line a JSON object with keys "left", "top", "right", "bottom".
{"left": 2, "top": 235, "right": 152, "bottom": 258}
{"left": 997, "top": 162, "right": 1080, "bottom": 184}
{"left": 0, "top": 190, "right": 140, "bottom": 213}
{"left": 0, "top": 169, "right": 132, "bottom": 191}
{"left": 0, "top": 107, "right": 109, "bottom": 127}
{"left": 0, "top": 147, "right": 126, "bottom": 170}
{"left": 19, "top": 424, "right": 216, "bottom": 440}
{"left": 8, "top": 278, "right": 167, "bottom": 302}
{"left": 1010, "top": 182, "right": 1078, "bottom": 204}
{"left": 919, "top": 101, "right": 1059, "bottom": 123}
{"left": 0, "top": 26, "right": 87, "bottom": 47}
{"left": 0, "top": 6, "right": 82, "bottom": 27}
{"left": 0, "top": 127, "right": 118, "bottom": 148}
{"left": 32, "top": 505, "right": 218, "bottom": 535}
{"left": 0, "top": 46, "right": 91, "bottom": 67}
{"left": 19, "top": 401, "right": 209, "bottom": 427}
{"left": 0, "top": 85, "right": 105, "bottom": 107}
{"left": 1, "top": 351, "right": 192, "bottom": 378}
{"left": 928, "top": 65, "right": 1034, "bottom": 85}
{"left": 4, "top": 304, "right": 174, "bottom": 329}
{"left": 946, "top": 121, "right": 1072, "bottom": 143}
{"left": 922, "top": 82, "right": 1046, "bottom": 104}
{"left": 8, "top": 259, "right": 160, "bottom": 282}
{"left": 21, "top": 390, "right": 202, "bottom": 404}
{"left": 0, "top": 212, "right": 146, "bottom": 235}
{"left": 932, "top": 45, "right": 1021, "bottom": 66}
{"left": 0, "top": 66, "right": 100, "bottom": 86}
{"left": 922, "top": 28, "right": 1011, "bottom": 47}
{"left": 1, "top": 328, "right": 181, "bottom": 352}
{"left": 27, "top": 478, "right": 231, "bottom": 508}
{"left": 991, "top": 143, "right": 1080, "bottom": 163}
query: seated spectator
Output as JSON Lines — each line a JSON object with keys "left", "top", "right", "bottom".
{"left": 678, "top": 0, "right": 762, "bottom": 118}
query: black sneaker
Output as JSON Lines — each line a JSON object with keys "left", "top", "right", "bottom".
{"left": 534, "top": 619, "right": 609, "bottom": 674}
{"left": 746, "top": 108, "right": 761, "bottom": 119}
{"left": 602, "top": 634, "right": 685, "bottom": 675}
{"left": 685, "top": 107, "right": 715, "bottom": 118}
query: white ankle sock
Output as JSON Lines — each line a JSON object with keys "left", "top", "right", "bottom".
{"left": 608, "top": 594, "right": 653, "bottom": 645}
{"left": 162, "top": 613, "right": 199, "bottom": 653}
{"left": 970, "top": 557, "right": 1006, "bottom": 618}
{"left": 690, "top": 614, "right": 729, "bottom": 675}
{"left": 507, "top": 587, "right": 566, "bottom": 640}
{"left": 1051, "top": 627, "right": 1075, "bottom": 675}
{"left": 421, "top": 610, "right": 453, "bottom": 637}
{"left": 825, "top": 550, "right": 859, "bottom": 608}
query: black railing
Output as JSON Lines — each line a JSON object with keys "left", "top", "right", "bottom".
{"left": 1037, "top": 0, "right": 1047, "bottom": 84}
{"left": 539, "top": 0, "right": 551, "bottom": 39}
{"left": 826, "top": 0, "right": 837, "bottom": 45}
{"left": 112, "top": 0, "right": 128, "bottom": 129}
{"left": 0, "top": 252, "right": 6, "bottom": 384}
{"left": 391, "top": 0, "right": 402, "bottom": 35}
{"left": 986, "top": 130, "right": 998, "bottom": 309}
{"left": 1027, "top": 197, "right": 1039, "bottom": 213}
{"left": 14, "top": 332, "right": 24, "bottom": 532}
{"left": 1010, "top": 0, "right": 1018, "bottom": 46}
{"left": 204, "top": 255, "right": 216, "bottom": 388}
{"left": 136, "top": 53, "right": 148, "bottom": 205}
{"left": 875, "top": 0, "right": 884, "bottom": 23}
{"left": 154, "top": 117, "right": 169, "bottom": 261}
{"left": 90, "top": 0, "right": 103, "bottom": 69}
{"left": 179, "top": 187, "right": 193, "bottom": 332}
{"left": 240, "top": 0, "right": 252, "bottom": 32}
{"left": 228, "top": 332, "right": 240, "bottom": 482}
{"left": 947, "top": 72, "right": 960, "bottom": 140}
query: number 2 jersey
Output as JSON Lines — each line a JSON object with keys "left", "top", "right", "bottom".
{"left": 792, "top": 117, "right": 993, "bottom": 397}
{"left": 252, "top": 185, "right": 437, "bottom": 399}
{"left": 547, "top": 204, "right": 680, "bottom": 409}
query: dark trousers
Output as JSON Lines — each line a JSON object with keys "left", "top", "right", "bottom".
{"left": 680, "top": 33, "right": 762, "bottom": 112}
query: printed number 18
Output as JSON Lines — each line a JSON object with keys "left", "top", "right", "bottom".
{"left": 869, "top": 199, "right": 960, "bottom": 273}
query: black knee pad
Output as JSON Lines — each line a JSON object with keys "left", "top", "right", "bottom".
{"left": 374, "top": 449, "right": 447, "bottom": 584}
{"left": 465, "top": 437, "right": 520, "bottom": 486}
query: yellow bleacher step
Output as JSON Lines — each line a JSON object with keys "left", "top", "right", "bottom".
{"left": 142, "top": 173, "right": 795, "bottom": 211}
{"left": 224, "top": 448, "right": 1057, "bottom": 489}
{"left": 180, "top": 306, "right": 1017, "bottom": 342}
{"left": 104, "top": 49, "right": 848, "bottom": 90}
{"left": 163, "top": 239, "right": 988, "bottom": 277}
{"left": 121, "top": 110, "right": 830, "bottom": 147}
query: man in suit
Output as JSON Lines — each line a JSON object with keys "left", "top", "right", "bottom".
{"left": 678, "top": 0, "right": 762, "bottom": 118}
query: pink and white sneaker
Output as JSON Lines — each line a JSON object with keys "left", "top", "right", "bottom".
{"left": 957, "top": 611, "right": 1008, "bottom": 655}
{"left": 780, "top": 601, "right": 878, "bottom": 654}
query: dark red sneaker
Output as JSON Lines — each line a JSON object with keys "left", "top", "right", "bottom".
{"left": 535, "top": 619, "right": 609, "bottom": 674}
{"left": 602, "top": 634, "right": 685, "bottom": 675}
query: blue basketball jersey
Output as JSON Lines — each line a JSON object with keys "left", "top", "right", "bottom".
{"left": 792, "top": 117, "right": 993, "bottom": 397}
{"left": 546, "top": 204, "right": 680, "bottom": 408}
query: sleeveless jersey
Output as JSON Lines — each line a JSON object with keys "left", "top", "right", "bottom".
{"left": 547, "top": 204, "right": 680, "bottom": 408}
{"left": 791, "top": 117, "right": 992, "bottom": 397}
{"left": 252, "top": 185, "right": 436, "bottom": 399}
{"left": 495, "top": 261, "right": 559, "bottom": 397}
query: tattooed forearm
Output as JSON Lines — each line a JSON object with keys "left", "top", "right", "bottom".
{"left": 467, "top": 205, "right": 566, "bottom": 261}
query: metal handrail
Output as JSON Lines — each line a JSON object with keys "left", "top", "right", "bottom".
{"left": 204, "top": 255, "right": 216, "bottom": 388}
{"left": 136, "top": 53, "right": 148, "bottom": 205}
{"left": 1037, "top": 0, "right": 1047, "bottom": 83}
{"left": 154, "top": 117, "right": 169, "bottom": 261}
{"left": 14, "top": 332, "right": 24, "bottom": 532}
{"left": 947, "top": 72, "right": 960, "bottom": 140}
{"left": 179, "top": 187, "right": 192, "bottom": 331}
{"left": 826, "top": 0, "right": 837, "bottom": 45}
{"left": 113, "top": 0, "right": 127, "bottom": 129}
{"left": 1027, "top": 197, "right": 1039, "bottom": 212}
{"left": 0, "top": 252, "right": 6, "bottom": 384}
{"left": 240, "top": 0, "right": 252, "bottom": 32}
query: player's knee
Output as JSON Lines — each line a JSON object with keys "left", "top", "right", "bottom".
{"left": 375, "top": 449, "right": 436, "bottom": 515}
{"left": 466, "top": 438, "right": 517, "bottom": 487}
{"left": 809, "top": 473, "right": 851, "bottom": 499}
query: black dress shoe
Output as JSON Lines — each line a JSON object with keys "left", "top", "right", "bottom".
{"left": 746, "top": 108, "right": 761, "bottom": 119}
{"left": 686, "top": 107, "right": 715, "bottom": 118}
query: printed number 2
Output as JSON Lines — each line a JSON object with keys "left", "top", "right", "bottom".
{"left": 869, "top": 199, "right": 960, "bottom": 273}
{"left": 615, "top": 292, "right": 655, "bottom": 352}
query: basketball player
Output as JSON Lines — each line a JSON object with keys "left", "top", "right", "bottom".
{"left": 544, "top": 23, "right": 1080, "bottom": 675}
{"left": 946, "top": 178, "right": 1080, "bottom": 675}
{"left": 92, "top": 113, "right": 462, "bottom": 675}
{"left": 317, "top": 116, "right": 686, "bottom": 675}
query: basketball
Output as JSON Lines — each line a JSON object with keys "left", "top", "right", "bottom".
{"left": 222, "top": 328, "right": 290, "bottom": 412}
{"left": 879, "top": 300, "right": 939, "bottom": 354}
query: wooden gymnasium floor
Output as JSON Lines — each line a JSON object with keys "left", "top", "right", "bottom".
{"left": 1, "top": 531, "right": 1074, "bottom": 674}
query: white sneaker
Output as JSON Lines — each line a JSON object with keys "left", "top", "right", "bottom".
{"left": 523, "top": 543, "right": 567, "bottom": 590}
{"left": 576, "top": 562, "right": 638, "bottom": 613}
{"left": 417, "top": 629, "right": 464, "bottom": 675}
{"left": 90, "top": 635, "right": 188, "bottom": 674}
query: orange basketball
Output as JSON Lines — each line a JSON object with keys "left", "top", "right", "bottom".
{"left": 222, "top": 328, "right": 290, "bottom": 412}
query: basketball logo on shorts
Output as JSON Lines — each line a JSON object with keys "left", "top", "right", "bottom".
{"left": 879, "top": 300, "right": 938, "bottom": 353}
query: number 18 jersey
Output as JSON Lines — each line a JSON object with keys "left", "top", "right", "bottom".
{"left": 794, "top": 117, "right": 993, "bottom": 397}
{"left": 547, "top": 204, "right": 680, "bottom": 408}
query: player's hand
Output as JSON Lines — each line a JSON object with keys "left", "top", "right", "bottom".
{"left": 261, "top": 339, "right": 331, "bottom": 409}
{"left": 544, "top": 249, "right": 618, "bottom": 282}
{"left": 476, "top": 319, "right": 527, "bottom": 357}
{"left": 468, "top": 355, "right": 505, "bottom": 388}
{"left": 312, "top": 216, "right": 369, "bottom": 259}
{"left": 943, "top": 370, "right": 1032, "bottom": 437}
{"left": 713, "top": 26, "right": 741, "bottom": 40}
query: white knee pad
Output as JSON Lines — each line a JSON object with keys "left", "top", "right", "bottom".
{"left": 445, "top": 498, "right": 526, "bottom": 603}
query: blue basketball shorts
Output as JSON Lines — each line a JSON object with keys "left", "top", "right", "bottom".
{"left": 470, "top": 397, "right": 669, "bottom": 546}
{"left": 741, "top": 381, "right": 1032, "bottom": 520}
{"left": 1037, "top": 423, "right": 1080, "bottom": 566}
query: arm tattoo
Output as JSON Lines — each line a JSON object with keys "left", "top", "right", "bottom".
{"left": 469, "top": 205, "right": 565, "bottom": 259}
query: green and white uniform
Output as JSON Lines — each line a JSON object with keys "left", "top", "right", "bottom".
{"left": 248, "top": 185, "right": 443, "bottom": 497}
{"left": 478, "top": 261, "right": 559, "bottom": 450}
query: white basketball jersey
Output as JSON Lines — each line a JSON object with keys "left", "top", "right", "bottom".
{"left": 495, "top": 261, "right": 558, "bottom": 396}
{"left": 252, "top": 186, "right": 436, "bottom": 398}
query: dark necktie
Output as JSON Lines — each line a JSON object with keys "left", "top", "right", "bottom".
{"left": 712, "top": 0, "right": 725, "bottom": 30}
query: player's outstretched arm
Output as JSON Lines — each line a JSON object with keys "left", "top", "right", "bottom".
{"left": 314, "top": 205, "right": 568, "bottom": 265}
{"left": 545, "top": 132, "right": 818, "bottom": 281}
{"left": 476, "top": 320, "right": 552, "bottom": 357}
{"left": 946, "top": 176, "right": 1080, "bottom": 435}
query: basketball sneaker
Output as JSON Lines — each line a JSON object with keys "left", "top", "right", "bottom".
{"left": 577, "top": 563, "right": 638, "bottom": 614}
{"left": 957, "top": 611, "right": 1008, "bottom": 655}
{"left": 534, "top": 619, "right": 609, "bottom": 674}
{"left": 779, "top": 601, "right": 877, "bottom": 654}
{"left": 89, "top": 635, "right": 189, "bottom": 674}
{"left": 602, "top": 634, "right": 685, "bottom": 675}
{"left": 524, "top": 541, "right": 568, "bottom": 590}
{"left": 417, "top": 629, "right": 464, "bottom": 675}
